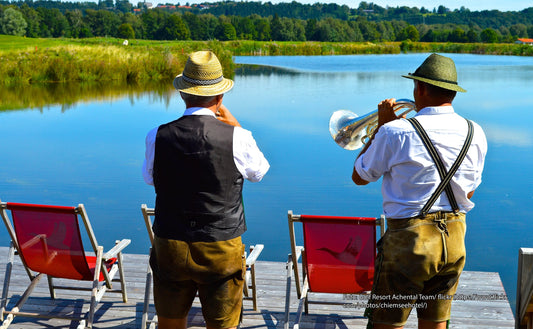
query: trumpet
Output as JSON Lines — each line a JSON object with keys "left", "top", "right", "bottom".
{"left": 329, "top": 99, "right": 416, "bottom": 150}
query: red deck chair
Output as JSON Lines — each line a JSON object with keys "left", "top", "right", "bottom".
{"left": 0, "top": 201, "right": 130, "bottom": 329}
{"left": 140, "top": 204, "right": 264, "bottom": 329}
{"left": 284, "top": 210, "right": 385, "bottom": 329}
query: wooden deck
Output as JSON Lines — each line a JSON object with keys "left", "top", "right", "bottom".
{"left": 0, "top": 247, "right": 514, "bottom": 329}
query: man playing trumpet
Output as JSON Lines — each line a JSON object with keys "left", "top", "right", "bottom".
{"left": 352, "top": 53, "right": 487, "bottom": 329}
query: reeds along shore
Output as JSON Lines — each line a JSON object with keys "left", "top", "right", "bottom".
{"left": 0, "top": 39, "right": 234, "bottom": 85}
{"left": 1, "top": 38, "right": 532, "bottom": 85}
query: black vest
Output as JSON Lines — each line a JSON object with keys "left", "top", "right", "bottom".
{"left": 152, "top": 115, "right": 246, "bottom": 242}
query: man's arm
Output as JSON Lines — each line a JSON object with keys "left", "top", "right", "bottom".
{"left": 352, "top": 167, "right": 369, "bottom": 185}
{"left": 142, "top": 127, "right": 158, "bottom": 186}
{"left": 352, "top": 98, "right": 400, "bottom": 186}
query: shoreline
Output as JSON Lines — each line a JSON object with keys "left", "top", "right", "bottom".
{"left": 1, "top": 36, "right": 532, "bottom": 85}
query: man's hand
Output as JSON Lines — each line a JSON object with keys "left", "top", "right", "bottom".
{"left": 377, "top": 98, "right": 402, "bottom": 128}
{"left": 216, "top": 104, "right": 241, "bottom": 127}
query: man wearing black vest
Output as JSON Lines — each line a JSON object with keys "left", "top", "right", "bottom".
{"left": 142, "top": 51, "right": 269, "bottom": 329}
{"left": 351, "top": 54, "right": 487, "bottom": 329}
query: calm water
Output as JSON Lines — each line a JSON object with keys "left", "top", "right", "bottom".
{"left": 1, "top": 53, "right": 532, "bottom": 310}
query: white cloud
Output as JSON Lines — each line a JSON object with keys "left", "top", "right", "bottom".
{"left": 483, "top": 124, "right": 533, "bottom": 148}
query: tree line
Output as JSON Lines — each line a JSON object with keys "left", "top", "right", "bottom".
{"left": 1, "top": 0, "right": 532, "bottom": 43}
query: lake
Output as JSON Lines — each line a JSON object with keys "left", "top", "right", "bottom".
{"left": 0, "top": 53, "right": 532, "bottom": 311}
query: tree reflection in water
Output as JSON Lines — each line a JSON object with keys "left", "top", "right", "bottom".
{"left": 0, "top": 80, "right": 174, "bottom": 112}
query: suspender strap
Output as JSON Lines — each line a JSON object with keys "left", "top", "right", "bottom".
{"left": 407, "top": 117, "right": 474, "bottom": 217}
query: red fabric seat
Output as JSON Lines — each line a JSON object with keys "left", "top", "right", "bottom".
{"left": 301, "top": 215, "right": 376, "bottom": 293}
{"left": 7, "top": 203, "right": 116, "bottom": 282}
{"left": 1, "top": 201, "right": 130, "bottom": 329}
{"left": 284, "top": 211, "right": 383, "bottom": 329}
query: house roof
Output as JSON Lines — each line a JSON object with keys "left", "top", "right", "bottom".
{"left": 517, "top": 38, "right": 533, "bottom": 43}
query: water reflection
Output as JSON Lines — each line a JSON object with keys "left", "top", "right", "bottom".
{"left": 235, "top": 64, "right": 300, "bottom": 76}
{"left": 0, "top": 80, "right": 174, "bottom": 112}
{"left": 1, "top": 54, "right": 532, "bottom": 313}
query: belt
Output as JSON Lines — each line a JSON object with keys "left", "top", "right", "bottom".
{"left": 386, "top": 211, "right": 465, "bottom": 235}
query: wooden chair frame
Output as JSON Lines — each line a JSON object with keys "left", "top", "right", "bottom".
{"left": 517, "top": 248, "right": 533, "bottom": 329}
{"left": 140, "top": 204, "right": 264, "bottom": 329}
{"left": 284, "top": 210, "right": 384, "bottom": 329}
{"left": 0, "top": 200, "right": 130, "bottom": 329}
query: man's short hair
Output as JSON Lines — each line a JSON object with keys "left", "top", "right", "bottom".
{"left": 180, "top": 92, "right": 218, "bottom": 107}
{"left": 422, "top": 81, "right": 457, "bottom": 103}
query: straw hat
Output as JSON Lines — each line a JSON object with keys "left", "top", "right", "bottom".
{"left": 173, "top": 51, "right": 234, "bottom": 96}
{"left": 402, "top": 53, "right": 466, "bottom": 92}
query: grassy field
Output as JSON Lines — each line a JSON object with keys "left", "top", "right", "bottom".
{"left": 0, "top": 36, "right": 234, "bottom": 85}
{"left": 1, "top": 35, "right": 531, "bottom": 85}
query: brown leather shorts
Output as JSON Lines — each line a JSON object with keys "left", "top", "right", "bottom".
{"left": 365, "top": 212, "right": 466, "bottom": 327}
{"left": 150, "top": 235, "right": 245, "bottom": 328}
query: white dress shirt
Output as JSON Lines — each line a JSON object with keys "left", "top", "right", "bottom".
{"left": 143, "top": 107, "right": 269, "bottom": 185}
{"left": 355, "top": 106, "right": 487, "bottom": 219}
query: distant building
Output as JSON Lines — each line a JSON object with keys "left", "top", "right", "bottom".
{"left": 516, "top": 38, "right": 533, "bottom": 45}
{"left": 144, "top": 2, "right": 153, "bottom": 9}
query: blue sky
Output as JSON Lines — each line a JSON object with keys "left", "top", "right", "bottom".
{"left": 178, "top": 0, "right": 531, "bottom": 11}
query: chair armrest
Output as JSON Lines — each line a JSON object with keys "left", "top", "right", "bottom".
{"left": 293, "top": 245, "right": 303, "bottom": 262}
{"left": 246, "top": 244, "right": 264, "bottom": 266}
{"left": 103, "top": 239, "right": 131, "bottom": 260}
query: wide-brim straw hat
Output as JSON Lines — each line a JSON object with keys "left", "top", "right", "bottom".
{"left": 402, "top": 53, "right": 466, "bottom": 92}
{"left": 173, "top": 51, "right": 234, "bottom": 96}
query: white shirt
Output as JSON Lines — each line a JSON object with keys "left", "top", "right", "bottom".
{"left": 355, "top": 106, "right": 487, "bottom": 219}
{"left": 143, "top": 107, "right": 270, "bottom": 185}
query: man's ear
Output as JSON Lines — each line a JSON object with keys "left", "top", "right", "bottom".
{"left": 416, "top": 81, "right": 427, "bottom": 97}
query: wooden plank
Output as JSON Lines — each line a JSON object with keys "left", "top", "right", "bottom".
{"left": 0, "top": 247, "right": 515, "bottom": 329}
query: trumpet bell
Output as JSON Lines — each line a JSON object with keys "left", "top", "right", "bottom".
{"left": 329, "top": 110, "right": 366, "bottom": 150}
{"left": 329, "top": 99, "right": 416, "bottom": 150}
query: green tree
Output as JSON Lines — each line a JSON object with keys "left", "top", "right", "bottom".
{"left": 234, "top": 16, "right": 256, "bottom": 40}
{"left": 121, "top": 12, "right": 143, "bottom": 40}
{"left": 480, "top": 28, "right": 499, "bottom": 43}
{"left": 509, "top": 23, "right": 528, "bottom": 38}
{"left": 99, "top": 0, "right": 114, "bottom": 10}
{"left": 198, "top": 14, "right": 220, "bottom": 40}
{"left": 466, "top": 29, "right": 479, "bottom": 42}
{"left": 314, "top": 18, "right": 355, "bottom": 42}
{"left": 404, "top": 24, "right": 419, "bottom": 41}
{"left": 305, "top": 18, "right": 318, "bottom": 40}
{"left": 437, "top": 5, "right": 449, "bottom": 14}
{"left": 215, "top": 21, "right": 236, "bottom": 41}
{"left": 357, "top": 18, "right": 380, "bottom": 41}
{"left": 421, "top": 29, "right": 436, "bottom": 42}
{"left": 140, "top": 9, "right": 166, "bottom": 39}
{"left": 182, "top": 11, "right": 202, "bottom": 40}
{"left": 115, "top": 0, "right": 132, "bottom": 13}
{"left": 270, "top": 13, "right": 283, "bottom": 40}
{"left": 376, "top": 21, "right": 395, "bottom": 41}
{"left": 158, "top": 14, "right": 190, "bottom": 40}
{"left": 251, "top": 14, "right": 270, "bottom": 41}
{"left": 1, "top": 7, "right": 27, "bottom": 36}
{"left": 66, "top": 9, "right": 92, "bottom": 38}
{"left": 448, "top": 27, "right": 467, "bottom": 42}
{"left": 85, "top": 9, "right": 121, "bottom": 37}
{"left": 19, "top": 4, "right": 40, "bottom": 37}
{"left": 118, "top": 22, "right": 135, "bottom": 39}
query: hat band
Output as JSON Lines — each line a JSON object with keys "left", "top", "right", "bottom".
{"left": 182, "top": 74, "right": 224, "bottom": 86}
{"left": 412, "top": 73, "right": 458, "bottom": 85}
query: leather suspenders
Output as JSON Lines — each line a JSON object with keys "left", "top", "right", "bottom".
{"left": 407, "top": 117, "right": 474, "bottom": 218}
